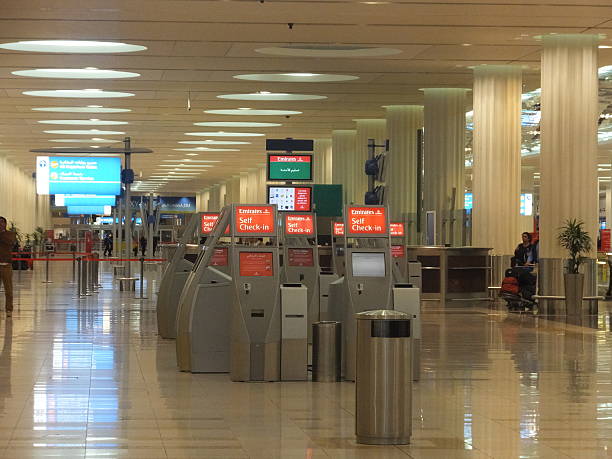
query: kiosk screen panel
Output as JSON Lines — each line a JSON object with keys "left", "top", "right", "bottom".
{"left": 267, "top": 186, "right": 311, "bottom": 212}
{"left": 210, "top": 247, "right": 229, "bottom": 266}
{"left": 287, "top": 248, "right": 314, "bottom": 267}
{"left": 239, "top": 252, "right": 274, "bottom": 276}
{"left": 352, "top": 252, "right": 386, "bottom": 277}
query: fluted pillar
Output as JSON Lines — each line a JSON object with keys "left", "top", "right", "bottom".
{"left": 239, "top": 172, "right": 249, "bottom": 203}
{"left": 332, "top": 130, "right": 356, "bottom": 204}
{"left": 314, "top": 138, "right": 332, "bottom": 184}
{"left": 423, "top": 88, "right": 468, "bottom": 245}
{"left": 384, "top": 105, "right": 423, "bottom": 221}
{"left": 472, "top": 65, "right": 522, "bottom": 255}
{"left": 209, "top": 184, "right": 221, "bottom": 211}
{"left": 540, "top": 34, "right": 599, "bottom": 258}
{"left": 353, "top": 119, "right": 386, "bottom": 204}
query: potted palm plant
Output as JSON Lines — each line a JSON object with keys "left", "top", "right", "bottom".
{"left": 558, "top": 219, "right": 592, "bottom": 315}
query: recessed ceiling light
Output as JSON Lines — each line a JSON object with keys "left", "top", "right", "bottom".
{"left": 185, "top": 153, "right": 199, "bottom": 156}
{"left": 178, "top": 140, "right": 251, "bottom": 145}
{"left": 43, "top": 129, "right": 126, "bottom": 135}
{"left": 218, "top": 92, "right": 326, "bottom": 101}
{"left": 12, "top": 68, "right": 140, "bottom": 79}
{"left": 23, "top": 89, "right": 134, "bottom": 98}
{"left": 48, "top": 138, "right": 118, "bottom": 143}
{"left": 193, "top": 121, "right": 281, "bottom": 128}
{"left": 204, "top": 109, "right": 302, "bottom": 116}
{"left": 184, "top": 132, "right": 264, "bottom": 137}
{"left": 38, "top": 119, "right": 128, "bottom": 126}
{"left": 233, "top": 73, "right": 358, "bottom": 82}
{"left": 0, "top": 40, "right": 147, "bottom": 53}
{"left": 173, "top": 148, "right": 239, "bottom": 152}
{"left": 33, "top": 106, "right": 131, "bottom": 113}
{"left": 599, "top": 45, "right": 612, "bottom": 49}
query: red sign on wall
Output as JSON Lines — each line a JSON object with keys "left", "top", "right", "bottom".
{"left": 602, "top": 229, "right": 611, "bottom": 253}
{"left": 390, "top": 222, "right": 405, "bottom": 237}
{"left": 285, "top": 214, "right": 314, "bottom": 235}
{"left": 347, "top": 207, "right": 387, "bottom": 234}
{"left": 287, "top": 248, "right": 314, "bottom": 267}
{"left": 239, "top": 252, "right": 274, "bottom": 276}
{"left": 235, "top": 205, "right": 275, "bottom": 234}
{"left": 294, "top": 187, "right": 311, "bottom": 212}
{"left": 391, "top": 245, "right": 405, "bottom": 258}
{"left": 201, "top": 213, "right": 229, "bottom": 235}
{"left": 210, "top": 247, "right": 229, "bottom": 266}
{"left": 333, "top": 222, "right": 345, "bottom": 236}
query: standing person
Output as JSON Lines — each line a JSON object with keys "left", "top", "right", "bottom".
{"left": 103, "top": 232, "right": 113, "bottom": 257}
{"left": 0, "top": 217, "right": 16, "bottom": 317}
{"left": 139, "top": 235, "right": 147, "bottom": 257}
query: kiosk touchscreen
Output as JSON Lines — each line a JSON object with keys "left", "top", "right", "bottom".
{"left": 175, "top": 209, "right": 233, "bottom": 373}
{"left": 157, "top": 213, "right": 202, "bottom": 339}
{"left": 341, "top": 205, "right": 393, "bottom": 381}
{"left": 280, "top": 213, "right": 319, "bottom": 337}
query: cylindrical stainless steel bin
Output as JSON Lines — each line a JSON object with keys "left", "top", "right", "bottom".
{"left": 355, "top": 310, "right": 411, "bottom": 445}
{"left": 312, "top": 321, "right": 341, "bottom": 382}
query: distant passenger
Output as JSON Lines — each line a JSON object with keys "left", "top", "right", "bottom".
{"left": 140, "top": 236, "right": 147, "bottom": 257}
{"left": 103, "top": 233, "right": 113, "bottom": 257}
{"left": 0, "top": 216, "right": 16, "bottom": 317}
{"left": 512, "top": 232, "right": 536, "bottom": 267}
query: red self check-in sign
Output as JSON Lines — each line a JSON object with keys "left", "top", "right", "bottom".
{"left": 285, "top": 214, "right": 314, "bottom": 235}
{"left": 235, "top": 205, "right": 275, "bottom": 234}
{"left": 347, "top": 207, "right": 387, "bottom": 234}
{"left": 390, "top": 222, "right": 405, "bottom": 237}
{"left": 201, "top": 213, "right": 230, "bottom": 235}
{"left": 333, "top": 222, "right": 345, "bottom": 236}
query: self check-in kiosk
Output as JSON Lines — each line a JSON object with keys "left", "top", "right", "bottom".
{"left": 280, "top": 213, "right": 319, "bottom": 336}
{"left": 336, "top": 205, "right": 393, "bottom": 381}
{"left": 175, "top": 209, "right": 233, "bottom": 373}
{"left": 157, "top": 213, "right": 201, "bottom": 339}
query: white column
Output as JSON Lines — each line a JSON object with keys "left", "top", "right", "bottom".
{"left": 606, "top": 187, "right": 612, "bottom": 228}
{"left": 240, "top": 172, "right": 249, "bottom": 203}
{"left": 314, "top": 138, "right": 332, "bottom": 184}
{"left": 539, "top": 34, "right": 599, "bottom": 259}
{"left": 332, "top": 130, "right": 356, "bottom": 204}
{"left": 209, "top": 184, "right": 221, "bottom": 211}
{"left": 472, "top": 65, "right": 522, "bottom": 255}
{"left": 384, "top": 105, "right": 423, "bottom": 221}
{"left": 423, "top": 88, "right": 468, "bottom": 245}
{"left": 353, "top": 119, "right": 386, "bottom": 204}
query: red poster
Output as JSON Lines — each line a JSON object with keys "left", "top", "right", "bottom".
{"left": 201, "top": 213, "right": 229, "bottom": 235}
{"left": 210, "top": 247, "right": 229, "bottom": 266}
{"left": 602, "top": 229, "right": 611, "bottom": 253}
{"left": 85, "top": 231, "right": 93, "bottom": 253}
{"left": 288, "top": 248, "right": 314, "bottom": 267}
{"left": 390, "top": 222, "right": 405, "bottom": 237}
{"left": 347, "top": 207, "right": 387, "bottom": 234}
{"left": 239, "top": 252, "right": 274, "bottom": 276}
{"left": 391, "top": 245, "right": 405, "bottom": 258}
{"left": 333, "top": 222, "right": 345, "bottom": 236}
{"left": 294, "top": 188, "right": 311, "bottom": 212}
{"left": 285, "top": 214, "right": 314, "bottom": 235}
{"left": 235, "top": 205, "right": 275, "bottom": 234}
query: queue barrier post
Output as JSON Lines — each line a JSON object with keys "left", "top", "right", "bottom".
{"left": 135, "top": 257, "right": 148, "bottom": 300}
{"left": 42, "top": 251, "right": 53, "bottom": 284}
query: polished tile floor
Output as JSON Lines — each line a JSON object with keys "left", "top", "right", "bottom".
{"left": 0, "top": 261, "right": 611, "bottom": 458}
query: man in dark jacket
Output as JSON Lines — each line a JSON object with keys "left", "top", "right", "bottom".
{"left": 0, "top": 217, "right": 16, "bottom": 317}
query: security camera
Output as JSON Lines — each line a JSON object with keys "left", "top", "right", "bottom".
{"left": 288, "top": 23, "right": 294, "bottom": 30}
{"left": 285, "top": 115, "right": 290, "bottom": 119}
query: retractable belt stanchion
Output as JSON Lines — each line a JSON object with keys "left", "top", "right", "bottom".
{"left": 135, "top": 256, "right": 147, "bottom": 300}
{"left": 42, "top": 251, "right": 52, "bottom": 284}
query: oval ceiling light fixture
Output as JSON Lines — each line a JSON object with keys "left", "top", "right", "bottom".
{"left": 48, "top": 138, "right": 118, "bottom": 143}
{"left": 12, "top": 68, "right": 140, "bottom": 79}
{"left": 184, "top": 131, "right": 265, "bottom": 137}
{"left": 23, "top": 89, "right": 134, "bottom": 98}
{"left": 33, "top": 106, "right": 132, "bottom": 113}
{"left": 173, "top": 148, "right": 240, "bottom": 152}
{"left": 217, "top": 92, "right": 326, "bottom": 101}
{"left": 43, "top": 129, "right": 126, "bottom": 135}
{"left": 193, "top": 121, "right": 281, "bottom": 128}
{"left": 234, "top": 73, "right": 358, "bottom": 82}
{"left": 178, "top": 140, "right": 251, "bottom": 145}
{"left": 255, "top": 44, "right": 401, "bottom": 58}
{"left": 38, "top": 119, "right": 128, "bottom": 126}
{"left": 0, "top": 40, "right": 147, "bottom": 53}
{"left": 204, "top": 108, "right": 302, "bottom": 116}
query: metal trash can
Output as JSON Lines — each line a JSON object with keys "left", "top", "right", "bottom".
{"left": 312, "top": 321, "right": 341, "bottom": 382}
{"left": 355, "top": 310, "right": 411, "bottom": 445}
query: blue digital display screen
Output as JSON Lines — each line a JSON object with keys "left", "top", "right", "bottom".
{"left": 55, "top": 194, "right": 116, "bottom": 206}
{"left": 66, "top": 205, "right": 110, "bottom": 215}
{"left": 37, "top": 156, "right": 121, "bottom": 195}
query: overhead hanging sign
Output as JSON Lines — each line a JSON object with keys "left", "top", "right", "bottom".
{"left": 66, "top": 205, "right": 112, "bottom": 215}
{"left": 55, "top": 194, "right": 116, "bottom": 207}
{"left": 267, "top": 154, "right": 313, "bottom": 181}
{"left": 390, "top": 222, "right": 405, "bottom": 237}
{"left": 36, "top": 156, "right": 121, "bottom": 195}
{"left": 267, "top": 186, "right": 312, "bottom": 212}
{"left": 284, "top": 214, "right": 315, "bottom": 236}
{"left": 346, "top": 206, "right": 387, "bottom": 235}
{"left": 234, "top": 205, "right": 275, "bottom": 235}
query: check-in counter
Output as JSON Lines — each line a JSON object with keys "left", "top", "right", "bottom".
{"left": 405, "top": 246, "right": 491, "bottom": 304}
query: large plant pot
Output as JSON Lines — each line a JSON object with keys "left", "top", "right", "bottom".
{"left": 564, "top": 273, "right": 584, "bottom": 316}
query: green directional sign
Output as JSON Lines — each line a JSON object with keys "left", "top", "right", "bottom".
{"left": 267, "top": 154, "right": 312, "bottom": 181}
